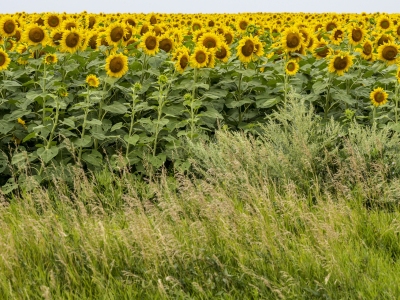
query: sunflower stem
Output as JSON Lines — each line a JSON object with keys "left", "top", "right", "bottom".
{"left": 78, "top": 86, "right": 90, "bottom": 164}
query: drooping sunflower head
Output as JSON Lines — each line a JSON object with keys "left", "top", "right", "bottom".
{"left": 190, "top": 46, "right": 209, "bottom": 68}
{"left": 357, "top": 39, "right": 374, "bottom": 60}
{"left": 370, "top": 87, "right": 388, "bottom": 107}
{"left": 330, "top": 27, "right": 344, "bottom": 45}
{"left": 139, "top": 31, "right": 159, "bottom": 56}
{"left": 0, "top": 49, "right": 11, "bottom": 71}
{"left": 285, "top": 59, "right": 299, "bottom": 76}
{"left": 223, "top": 27, "right": 234, "bottom": 45}
{"left": 199, "top": 32, "right": 221, "bottom": 50}
{"left": 328, "top": 51, "right": 354, "bottom": 76}
{"left": 175, "top": 53, "right": 189, "bottom": 73}
{"left": 191, "top": 21, "right": 202, "bottom": 32}
{"left": 378, "top": 42, "right": 399, "bottom": 65}
{"left": 60, "top": 29, "right": 84, "bottom": 53}
{"left": 282, "top": 27, "right": 303, "bottom": 52}
{"left": 105, "top": 53, "right": 129, "bottom": 78}
{"left": 23, "top": 24, "right": 47, "bottom": 46}
{"left": 86, "top": 74, "right": 100, "bottom": 87}
{"left": 376, "top": 34, "right": 393, "bottom": 47}
{"left": 44, "top": 53, "right": 58, "bottom": 65}
{"left": 313, "top": 39, "right": 330, "bottom": 59}
{"left": 0, "top": 16, "right": 17, "bottom": 37}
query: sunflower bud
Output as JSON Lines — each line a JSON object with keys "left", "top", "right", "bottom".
{"left": 183, "top": 93, "right": 192, "bottom": 101}
{"left": 158, "top": 74, "right": 168, "bottom": 85}
{"left": 133, "top": 82, "right": 142, "bottom": 92}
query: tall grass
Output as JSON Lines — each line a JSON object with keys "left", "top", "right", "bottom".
{"left": 1, "top": 99, "right": 400, "bottom": 299}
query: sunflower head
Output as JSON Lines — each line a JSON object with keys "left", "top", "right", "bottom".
{"left": 370, "top": 87, "right": 388, "bottom": 107}
{"left": 106, "top": 23, "right": 126, "bottom": 46}
{"left": 158, "top": 35, "right": 174, "bottom": 53}
{"left": 139, "top": 31, "right": 159, "bottom": 56}
{"left": 285, "top": 59, "right": 299, "bottom": 76}
{"left": 328, "top": 51, "right": 354, "bottom": 76}
{"left": 24, "top": 24, "right": 47, "bottom": 46}
{"left": 190, "top": 46, "right": 209, "bottom": 68}
{"left": 215, "top": 42, "right": 231, "bottom": 63}
{"left": 86, "top": 74, "right": 100, "bottom": 87}
{"left": 199, "top": 32, "right": 221, "bottom": 50}
{"left": 175, "top": 53, "right": 189, "bottom": 73}
{"left": 44, "top": 53, "right": 58, "bottom": 65}
{"left": 0, "top": 49, "right": 11, "bottom": 71}
{"left": 0, "top": 17, "right": 17, "bottom": 37}
{"left": 60, "top": 29, "right": 83, "bottom": 53}
{"left": 45, "top": 13, "right": 61, "bottom": 29}
{"left": 105, "top": 53, "right": 129, "bottom": 78}
{"left": 236, "top": 36, "right": 257, "bottom": 63}
{"left": 282, "top": 27, "right": 303, "bottom": 52}
{"left": 378, "top": 42, "right": 399, "bottom": 65}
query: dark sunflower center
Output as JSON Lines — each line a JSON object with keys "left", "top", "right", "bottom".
{"left": 225, "top": 33, "right": 233, "bottom": 44}
{"left": 88, "top": 17, "right": 96, "bottom": 28}
{"left": 241, "top": 40, "right": 254, "bottom": 57}
{"left": 216, "top": 47, "right": 227, "bottom": 59}
{"left": 208, "top": 20, "right": 215, "bottom": 27}
{"left": 195, "top": 51, "right": 207, "bottom": 63}
{"left": 352, "top": 29, "right": 362, "bottom": 42}
{"left": 66, "top": 32, "right": 80, "bottom": 48}
{"left": 110, "top": 27, "right": 124, "bottom": 42}
{"left": 53, "top": 32, "right": 63, "bottom": 45}
{"left": 193, "top": 24, "right": 200, "bottom": 31}
{"left": 326, "top": 22, "right": 337, "bottom": 31}
{"left": 333, "top": 56, "right": 348, "bottom": 70}
{"left": 13, "top": 30, "right": 21, "bottom": 42}
{"left": 65, "top": 22, "right": 76, "bottom": 30}
{"left": 159, "top": 39, "right": 172, "bottom": 52}
{"left": 382, "top": 46, "right": 397, "bottom": 60}
{"left": 239, "top": 21, "right": 247, "bottom": 30}
{"left": 4, "top": 20, "right": 15, "bottom": 34}
{"left": 363, "top": 43, "right": 372, "bottom": 55}
{"left": 5, "top": 40, "right": 13, "bottom": 50}
{"left": 124, "top": 28, "right": 132, "bottom": 41}
{"left": 35, "top": 18, "right": 44, "bottom": 26}
{"left": 381, "top": 20, "right": 390, "bottom": 29}
{"left": 145, "top": 36, "right": 157, "bottom": 50}
{"left": 126, "top": 19, "right": 135, "bottom": 27}
{"left": 29, "top": 27, "right": 45, "bottom": 43}
{"left": 397, "top": 26, "right": 400, "bottom": 36}
{"left": 179, "top": 55, "right": 188, "bottom": 69}
{"left": 316, "top": 44, "right": 329, "bottom": 57}
{"left": 89, "top": 35, "right": 97, "bottom": 49}
{"left": 374, "top": 92, "right": 385, "bottom": 103}
{"left": 150, "top": 16, "right": 157, "bottom": 25}
{"left": 46, "top": 55, "right": 55, "bottom": 63}
{"left": 140, "top": 25, "right": 149, "bottom": 35}
{"left": 48, "top": 16, "right": 60, "bottom": 27}
{"left": 378, "top": 35, "right": 390, "bottom": 46}
{"left": 203, "top": 37, "right": 216, "bottom": 49}
{"left": 109, "top": 57, "right": 124, "bottom": 73}
{"left": 286, "top": 33, "right": 300, "bottom": 49}
{"left": 287, "top": 62, "right": 295, "bottom": 71}
{"left": 334, "top": 30, "right": 343, "bottom": 40}
{"left": 0, "top": 53, "right": 5, "bottom": 66}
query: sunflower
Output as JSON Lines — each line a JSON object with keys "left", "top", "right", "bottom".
{"left": 328, "top": 51, "right": 354, "bottom": 76}
{"left": 139, "top": 31, "right": 159, "bottom": 56}
{"left": 376, "top": 34, "right": 393, "bottom": 47}
{"left": 377, "top": 42, "right": 399, "bottom": 65}
{"left": 61, "top": 18, "right": 78, "bottom": 31}
{"left": 86, "top": 74, "right": 100, "bottom": 87}
{"left": 357, "top": 40, "right": 374, "bottom": 60}
{"left": 50, "top": 29, "right": 63, "bottom": 47}
{"left": 285, "top": 59, "right": 299, "bottom": 76}
{"left": 236, "top": 17, "right": 249, "bottom": 33}
{"left": 0, "top": 17, "right": 17, "bottom": 37}
{"left": 44, "top": 53, "right": 58, "bottom": 65}
{"left": 236, "top": 36, "right": 257, "bottom": 63}
{"left": 191, "top": 21, "right": 202, "bottom": 32}
{"left": 60, "top": 29, "right": 84, "bottom": 53}
{"left": 3, "top": 39, "right": 16, "bottom": 51}
{"left": 325, "top": 20, "right": 338, "bottom": 32}
{"left": 370, "top": 87, "right": 388, "bottom": 107}
{"left": 198, "top": 32, "right": 221, "bottom": 50}
{"left": 207, "top": 49, "right": 216, "bottom": 68}
{"left": 215, "top": 42, "right": 231, "bottom": 63}
{"left": 281, "top": 27, "right": 303, "bottom": 52}
{"left": 347, "top": 25, "right": 365, "bottom": 46}
{"left": 190, "top": 46, "right": 209, "bottom": 68}
{"left": 16, "top": 43, "right": 28, "bottom": 54}
{"left": 175, "top": 52, "right": 189, "bottom": 73}
{"left": 106, "top": 23, "right": 126, "bottom": 46}
{"left": 88, "top": 32, "right": 98, "bottom": 49}
{"left": 330, "top": 27, "right": 345, "bottom": 45}
{"left": 313, "top": 39, "right": 330, "bottom": 59}
{"left": 0, "top": 49, "right": 11, "bottom": 71}
{"left": 13, "top": 29, "right": 22, "bottom": 42}
{"left": 105, "top": 53, "right": 128, "bottom": 78}
{"left": 44, "top": 13, "right": 61, "bottom": 29}
{"left": 223, "top": 27, "right": 234, "bottom": 45}
{"left": 23, "top": 24, "right": 47, "bottom": 46}
{"left": 158, "top": 35, "right": 174, "bottom": 53}
{"left": 376, "top": 15, "right": 392, "bottom": 31}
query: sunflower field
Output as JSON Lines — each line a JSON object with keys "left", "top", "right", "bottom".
{"left": 1, "top": 11, "right": 400, "bottom": 191}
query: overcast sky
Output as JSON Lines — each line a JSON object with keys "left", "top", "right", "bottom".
{"left": 2, "top": 0, "right": 399, "bottom": 14}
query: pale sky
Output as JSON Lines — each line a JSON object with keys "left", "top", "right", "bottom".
{"left": 2, "top": 0, "right": 400, "bottom": 14}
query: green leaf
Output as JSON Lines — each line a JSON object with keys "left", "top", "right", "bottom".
{"left": 82, "top": 150, "right": 103, "bottom": 166}
{"left": 73, "top": 136, "right": 92, "bottom": 147}
{"left": 255, "top": 97, "right": 281, "bottom": 108}
{"left": 0, "top": 120, "right": 14, "bottom": 134}
{"left": 0, "top": 151, "right": 8, "bottom": 173}
{"left": 124, "top": 134, "right": 140, "bottom": 145}
{"left": 103, "top": 102, "right": 128, "bottom": 114}
{"left": 111, "top": 122, "right": 123, "bottom": 132}
{"left": 22, "top": 132, "right": 37, "bottom": 143}
{"left": 37, "top": 147, "right": 59, "bottom": 164}
{"left": 1, "top": 178, "right": 18, "bottom": 194}
{"left": 11, "top": 151, "right": 27, "bottom": 165}
{"left": 86, "top": 119, "right": 103, "bottom": 126}
{"left": 148, "top": 153, "right": 166, "bottom": 168}
{"left": 61, "top": 118, "right": 76, "bottom": 128}
{"left": 2, "top": 80, "right": 21, "bottom": 87}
